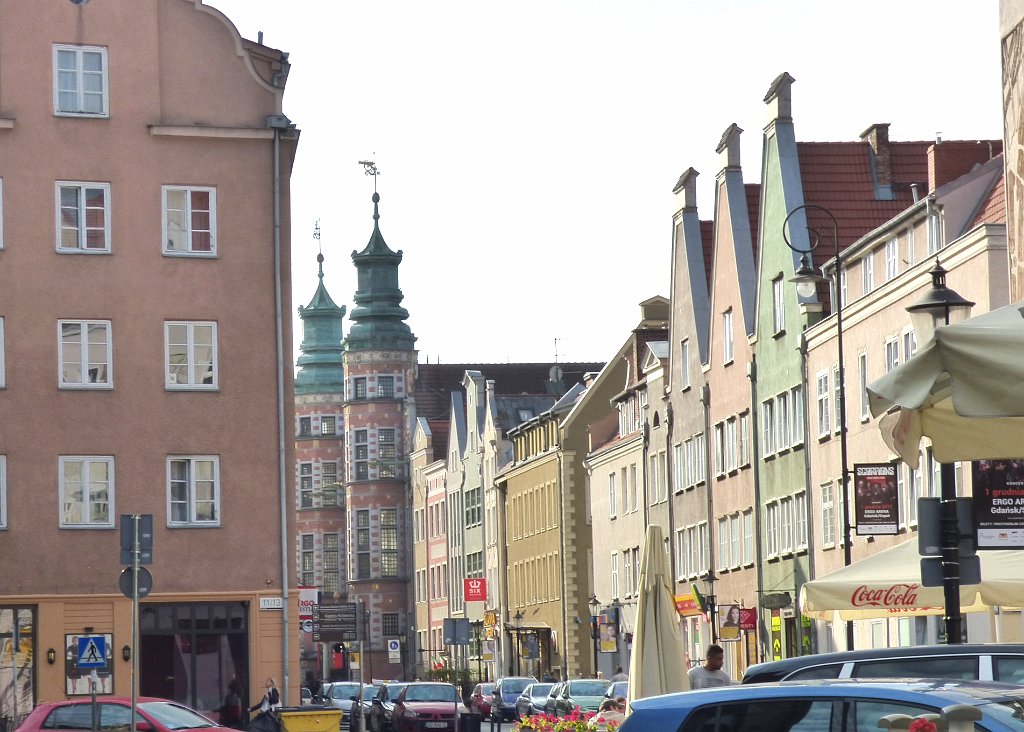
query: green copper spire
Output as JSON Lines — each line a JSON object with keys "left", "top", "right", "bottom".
{"left": 346, "top": 192, "right": 416, "bottom": 351}
{"left": 295, "top": 251, "right": 346, "bottom": 394}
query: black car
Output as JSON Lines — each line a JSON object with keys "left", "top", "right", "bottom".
{"left": 366, "top": 684, "right": 405, "bottom": 732}
{"left": 741, "top": 643, "right": 1024, "bottom": 685}
{"left": 490, "top": 676, "right": 538, "bottom": 722}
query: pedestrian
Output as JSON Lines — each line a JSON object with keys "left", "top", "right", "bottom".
{"left": 686, "top": 644, "right": 732, "bottom": 689}
{"left": 304, "top": 671, "right": 321, "bottom": 703}
{"left": 611, "top": 666, "right": 628, "bottom": 682}
{"left": 250, "top": 676, "right": 282, "bottom": 718}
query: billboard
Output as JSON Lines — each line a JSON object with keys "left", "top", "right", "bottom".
{"left": 973, "top": 459, "right": 1024, "bottom": 548}
{"left": 854, "top": 463, "right": 898, "bottom": 535}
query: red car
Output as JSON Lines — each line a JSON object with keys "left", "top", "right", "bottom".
{"left": 391, "top": 682, "right": 466, "bottom": 732}
{"left": 17, "top": 697, "right": 225, "bottom": 732}
{"left": 468, "top": 683, "right": 494, "bottom": 717}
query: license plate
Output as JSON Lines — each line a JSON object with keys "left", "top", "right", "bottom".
{"left": 425, "top": 723, "right": 447, "bottom": 729}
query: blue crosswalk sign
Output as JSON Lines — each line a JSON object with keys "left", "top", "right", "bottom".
{"left": 78, "top": 636, "right": 106, "bottom": 668}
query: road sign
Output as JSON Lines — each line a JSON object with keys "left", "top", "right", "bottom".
{"left": 120, "top": 514, "right": 154, "bottom": 565}
{"left": 314, "top": 603, "right": 358, "bottom": 641}
{"left": 119, "top": 566, "right": 153, "bottom": 599}
{"left": 387, "top": 638, "right": 400, "bottom": 662}
{"left": 78, "top": 635, "right": 107, "bottom": 669}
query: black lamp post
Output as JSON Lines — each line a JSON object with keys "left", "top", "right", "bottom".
{"left": 587, "top": 595, "right": 600, "bottom": 677}
{"left": 513, "top": 611, "right": 524, "bottom": 676}
{"left": 906, "top": 259, "right": 974, "bottom": 645}
{"left": 784, "top": 204, "right": 853, "bottom": 651}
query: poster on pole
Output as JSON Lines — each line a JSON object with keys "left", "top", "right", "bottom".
{"left": 854, "top": 463, "right": 898, "bottom": 535}
{"left": 972, "top": 459, "right": 1024, "bottom": 548}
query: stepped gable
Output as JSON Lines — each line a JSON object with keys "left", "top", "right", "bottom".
{"left": 416, "top": 362, "right": 604, "bottom": 420}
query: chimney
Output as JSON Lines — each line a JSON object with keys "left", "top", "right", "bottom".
{"left": 763, "top": 72, "right": 795, "bottom": 122}
{"left": 716, "top": 123, "right": 743, "bottom": 172}
{"left": 673, "top": 167, "right": 699, "bottom": 212}
{"left": 860, "top": 123, "right": 892, "bottom": 189}
{"left": 928, "top": 139, "right": 1003, "bottom": 192}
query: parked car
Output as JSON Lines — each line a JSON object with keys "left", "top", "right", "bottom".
{"left": 619, "top": 678, "right": 1024, "bottom": 732}
{"left": 490, "top": 676, "right": 538, "bottom": 721}
{"left": 367, "top": 683, "right": 408, "bottom": 732}
{"left": 322, "top": 682, "right": 365, "bottom": 727}
{"left": 16, "top": 697, "right": 226, "bottom": 732}
{"left": 392, "top": 682, "right": 466, "bottom": 732}
{"left": 741, "top": 643, "right": 1024, "bottom": 685}
{"left": 515, "top": 683, "right": 553, "bottom": 719}
{"left": 468, "top": 683, "right": 495, "bottom": 716}
{"left": 554, "top": 679, "right": 611, "bottom": 717}
{"left": 543, "top": 682, "right": 564, "bottom": 717}
{"left": 301, "top": 687, "right": 313, "bottom": 706}
{"left": 603, "top": 681, "right": 627, "bottom": 705}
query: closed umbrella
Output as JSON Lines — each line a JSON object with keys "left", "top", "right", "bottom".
{"left": 626, "top": 524, "right": 689, "bottom": 708}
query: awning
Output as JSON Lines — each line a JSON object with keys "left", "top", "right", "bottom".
{"left": 799, "top": 540, "right": 1024, "bottom": 620}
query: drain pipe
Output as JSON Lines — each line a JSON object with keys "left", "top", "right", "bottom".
{"left": 746, "top": 357, "right": 766, "bottom": 663}
{"left": 267, "top": 112, "right": 292, "bottom": 699}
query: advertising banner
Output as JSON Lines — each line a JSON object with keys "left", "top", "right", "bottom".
{"left": 854, "top": 463, "right": 899, "bottom": 535}
{"left": 739, "top": 607, "right": 757, "bottom": 631}
{"left": 972, "top": 459, "right": 1024, "bottom": 548}
{"left": 674, "top": 593, "right": 702, "bottom": 617}
{"left": 464, "top": 578, "right": 487, "bottom": 602}
{"left": 718, "top": 604, "right": 741, "bottom": 641}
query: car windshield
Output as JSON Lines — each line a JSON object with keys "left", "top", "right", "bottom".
{"left": 362, "top": 687, "right": 380, "bottom": 700}
{"left": 404, "top": 686, "right": 459, "bottom": 703}
{"left": 570, "top": 681, "right": 611, "bottom": 696}
{"left": 502, "top": 680, "right": 532, "bottom": 694}
{"left": 532, "top": 685, "right": 552, "bottom": 697}
{"left": 138, "top": 702, "right": 217, "bottom": 730}
{"left": 385, "top": 685, "right": 408, "bottom": 701}
{"left": 331, "top": 683, "right": 362, "bottom": 699}
{"left": 479, "top": 685, "right": 495, "bottom": 694}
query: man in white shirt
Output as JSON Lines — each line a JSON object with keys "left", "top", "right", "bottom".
{"left": 687, "top": 644, "right": 732, "bottom": 689}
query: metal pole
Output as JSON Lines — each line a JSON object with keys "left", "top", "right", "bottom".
{"left": 834, "top": 248, "right": 854, "bottom": 651}
{"left": 940, "top": 454, "right": 962, "bottom": 642}
{"left": 131, "top": 515, "right": 140, "bottom": 732}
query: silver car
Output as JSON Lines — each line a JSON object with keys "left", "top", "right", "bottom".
{"left": 322, "top": 682, "right": 364, "bottom": 727}
{"left": 516, "top": 683, "right": 553, "bottom": 719}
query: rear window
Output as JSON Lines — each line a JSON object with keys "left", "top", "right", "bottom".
{"left": 786, "top": 664, "right": 842, "bottom": 681}
{"left": 44, "top": 704, "right": 135, "bottom": 731}
{"left": 994, "top": 656, "right": 1024, "bottom": 685}
{"left": 680, "top": 699, "right": 834, "bottom": 732}
{"left": 501, "top": 680, "right": 532, "bottom": 694}
{"left": 851, "top": 656, "right": 978, "bottom": 680}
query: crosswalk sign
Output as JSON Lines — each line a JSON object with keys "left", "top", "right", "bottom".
{"left": 78, "top": 636, "right": 107, "bottom": 668}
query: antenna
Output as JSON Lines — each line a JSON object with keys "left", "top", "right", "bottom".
{"left": 313, "top": 219, "right": 321, "bottom": 251}
{"left": 358, "top": 157, "right": 379, "bottom": 192}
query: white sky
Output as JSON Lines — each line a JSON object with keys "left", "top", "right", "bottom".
{"left": 209, "top": 0, "right": 1003, "bottom": 365}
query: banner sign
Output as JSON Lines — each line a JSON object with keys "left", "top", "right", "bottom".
{"left": 973, "top": 459, "right": 1024, "bottom": 548}
{"left": 854, "top": 463, "right": 899, "bottom": 535}
{"left": 718, "top": 604, "right": 741, "bottom": 641}
{"left": 464, "top": 578, "right": 487, "bottom": 602}
{"left": 298, "top": 587, "right": 319, "bottom": 621}
{"left": 739, "top": 607, "right": 757, "bottom": 631}
{"left": 674, "top": 593, "right": 701, "bottom": 617}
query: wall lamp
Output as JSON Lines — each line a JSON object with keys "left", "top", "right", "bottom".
{"left": 47, "top": 648, "right": 56, "bottom": 665}
{"left": 122, "top": 645, "right": 132, "bottom": 662}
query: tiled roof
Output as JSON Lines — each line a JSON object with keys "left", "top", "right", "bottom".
{"left": 427, "top": 418, "right": 450, "bottom": 459}
{"left": 970, "top": 165, "right": 1006, "bottom": 228}
{"left": 415, "top": 362, "right": 604, "bottom": 420}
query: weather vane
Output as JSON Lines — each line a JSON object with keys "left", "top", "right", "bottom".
{"left": 358, "top": 157, "right": 379, "bottom": 192}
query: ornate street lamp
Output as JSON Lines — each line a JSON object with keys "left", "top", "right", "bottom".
{"left": 588, "top": 595, "right": 601, "bottom": 677}
{"left": 784, "top": 204, "right": 853, "bottom": 650}
{"left": 906, "top": 259, "right": 974, "bottom": 644}
{"left": 513, "top": 610, "right": 524, "bottom": 676}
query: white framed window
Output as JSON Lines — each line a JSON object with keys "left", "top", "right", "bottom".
{"left": 648, "top": 455, "right": 659, "bottom": 502}
{"left": 713, "top": 422, "right": 725, "bottom": 476}
{"left": 58, "top": 320, "right": 112, "bottom": 388}
{"left": 903, "top": 329, "right": 918, "bottom": 361}
{"left": 722, "top": 309, "right": 734, "bottom": 364}
{"left": 56, "top": 182, "right": 110, "bottom": 252}
{"left": 59, "top": 456, "right": 113, "bottom": 528}
{"left": 791, "top": 385, "right": 805, "bottom": 446}
{"left": 738, "top": 412, "right": 750, "bottom": 467}
{"left": 165, "top": 321, "right": 217, "bottom": 389}
{"left": 717, "top": 517, "right": 729, "bottom": 570}
{"left": 821, "top": 483, "right": 836, "bottom": 547}
{"left": 858, "top": 353, "right": 869, "bottom": 420}
{"left": 659, "top": 450, "right": 668, "bottom": 501}
{"left": 906, "top": 226, "right": 916, "bottom": 267}
{"left": 766, "top": 503, "right": 779, "bottom": 557}
{"left": 675, "top": 527, "right": 687, "bottom": 579}
{"left": 725, "top": 419, "right": 737, "bottom": 472}
{"left": 776, "top": 391, "right": 790, "bottom": 450}
{"left": 839, "top": 269, "right": 848, "bottom": 307}
{"left": 167, "top": 456, "right": 220, "bottom": 526}
{"left": 680, "top": 339, "right": 691, "bottom": 390}
{"left": 927, "top": 210, "right": 942, "bottom": 254}
{"left": 772, "top": 277, "right": 785, "bottom": 334}
{"left": 630, "top": 463, "right": 639, "bottom": 511}
{"left": 697, "top": 522, "right": 709, "bottom": 574}
{"left": 0, "top": 455, "right": 5, "bottom": 529}
{"left": 761, "top": 399, "right": 775, "bottom": 456}
{"left": 684, "top": 439, "right": 695, "bottom": 488}
{"left": 816, "top": 371, "right": 830, "bottom": 438}
{"left": 833, "top": 365, "right": 842, "bottom": 433}
{"left": 795, "top": 492, "right": 808, "bottom": 549}
{"left": 906, "top": 463, "right": 919, "bottom": 525}
{"left": 862, "top": 253, "right": 874, "bottom": 295}
{"left": 885, "top": 237, "right": 899, "bottom": 281}
{"left": 694, "top": 434, "right": 706, "bottom": 485}
{"left": 780, "top": 496, "right": 794, "bottom": 553}
{"left": 610, "top": 552, "right": 619, "bottom": 598}
{"left": 673, "top": 443, "right": 683, "bottom": 493}
{"left": 163, "top": 186, "right": 216, "bottom": 255}
{"left": 622, "top": 547, "right": 634, "bottom": 596}
{"left": 608, "top": 472, "right": 617, "bottom": 517}
{"left": 53, "top": 45, "right": 108, "bottom": 117}
{"left": 730, "top": 514, "right": 741, "bottom": 569}
{"left": 742, "top": 509, "right": 754, "bottom": 564}
{"left": 885, "top": 337, "right": 900, "bottom": 373}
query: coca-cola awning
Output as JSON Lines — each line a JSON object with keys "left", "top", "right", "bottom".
{"left": 799, "top": 540, "right": 1024, "bottom": 621}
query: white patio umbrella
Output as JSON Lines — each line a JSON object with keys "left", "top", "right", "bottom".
{"left": 867, "top": 301, "right": 1024, "bottom": 468}
{"left": 626, "top": 524, "right": 689, "bottom": 708}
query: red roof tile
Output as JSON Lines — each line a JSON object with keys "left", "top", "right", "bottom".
{"left": 971, "top": 166, "right": 1006, "bottom": 228}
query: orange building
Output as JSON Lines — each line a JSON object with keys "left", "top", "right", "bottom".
{"left": 0, "top": 0, "right": 299, "bottom": 720}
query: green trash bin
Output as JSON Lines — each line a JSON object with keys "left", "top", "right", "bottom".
{"left": 278, "top": 706, "right": 344, "bottom": 732}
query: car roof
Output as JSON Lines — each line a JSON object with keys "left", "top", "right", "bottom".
{"left": 742, "top": 643, "right": 1024, "bottom": 682}
{"left": 632, "top": 678, "right": 1024, "bottom": 712}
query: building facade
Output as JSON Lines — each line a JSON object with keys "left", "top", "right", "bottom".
{"left": 0, "top": 0, "right": 298, "bottom": 720}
